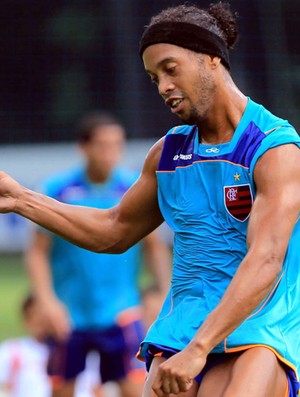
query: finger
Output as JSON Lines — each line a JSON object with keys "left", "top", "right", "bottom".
{"left": 177, "top": 376, "right": 193, "bottom": 392}
{"left": 152, "top": 376, "right": 165, "bottom": 397}
{"left": 161, "top": 376, "right": 172, "bottom": 394}
{"left": 168, "top": 376, "right": 180, "bottom": 394}
{"left": 152, "top": 383, "right": 165, "bottom": 397}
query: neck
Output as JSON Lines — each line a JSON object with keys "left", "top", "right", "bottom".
{"left": 86, "top": 166, "right": 110, "bottom": 184}
{"left": 199, "top": 130, "right": 235, "bottom": 145}
{"left": 198, "top": 85, "right": 247, "bottom": 145}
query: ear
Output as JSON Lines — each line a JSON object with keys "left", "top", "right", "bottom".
{"left": 78, "top": 142, "right": 88, "bottom": 155}
{"left": 209, "top": 55, "right": 222, "bottom": 69}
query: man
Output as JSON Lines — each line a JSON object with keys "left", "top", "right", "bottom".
{"left": 0, "top": 2, "right": 299, "bottom": 396}
{"left": 24, "top": 111, "right": 171, "bottom": 397}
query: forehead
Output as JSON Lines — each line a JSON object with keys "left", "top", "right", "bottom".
{"left": 90, "top": 125, "right": 125, "bottom": 142}
{"left": 143, "top": 43, "right": 192, "bottom": 71}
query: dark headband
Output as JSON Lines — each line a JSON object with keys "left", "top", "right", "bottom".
{"left": 139, "top": 21, "right": 230, "bottom": 70}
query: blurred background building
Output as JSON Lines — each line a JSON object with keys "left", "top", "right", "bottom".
{"left": 0, "top": 0, "right": 299, "bottom": 251}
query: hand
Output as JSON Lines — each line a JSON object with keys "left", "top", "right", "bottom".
{"left": 0, "top": 171, "right": 22, "bottom": 213}
{"left": 152, "top": 343, "right": 207, "bottom": 396}
{"left": 41, "top": 297, "right": 71, "bottom": 341}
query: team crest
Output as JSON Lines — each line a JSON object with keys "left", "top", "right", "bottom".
{"left": 224, "top": 184, "right": 253, "bottom": 222}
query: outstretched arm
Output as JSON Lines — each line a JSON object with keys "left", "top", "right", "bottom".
{"left": 0, "top": 138, "right": 165, "bottom": 253}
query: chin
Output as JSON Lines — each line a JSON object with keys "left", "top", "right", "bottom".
{"left": 175, "top": 112, "right": 193, "bottom": 125}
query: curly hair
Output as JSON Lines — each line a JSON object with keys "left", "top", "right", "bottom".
{"left": 148, "top": 2, "right": 238, "bottom": 49}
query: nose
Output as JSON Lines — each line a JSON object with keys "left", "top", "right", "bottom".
{"left": 158, "top": 76, "right": 175, "bottom": 96}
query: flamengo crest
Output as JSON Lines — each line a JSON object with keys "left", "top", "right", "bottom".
{"left": 224, "top": 184, "right": 253, "bottom": 222}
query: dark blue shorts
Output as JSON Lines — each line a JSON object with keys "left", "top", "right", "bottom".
{"left": 145, "top": 344, "right": 299, "bottom": 396}
{"left": 47, "top": 319, "right": 146, "bottom": 384}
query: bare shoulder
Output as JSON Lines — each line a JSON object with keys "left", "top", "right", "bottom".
{"left": 247, "top": 143, "right": 300, "bottom": 251}
{"left": 254, "top": 143, "right": 300, "bottom": 202}
{"left": 254, "top": 143, "right": 300, "bottom": 183}
{"left": 143, "top": 136, "right": 166, "bottom": 173}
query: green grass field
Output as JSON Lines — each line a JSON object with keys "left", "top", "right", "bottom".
{"left": 0, "top": 252, "right": 154, "bottom": 343}
{"left": 0, "top": 253, "right": 30, "bottom": 342}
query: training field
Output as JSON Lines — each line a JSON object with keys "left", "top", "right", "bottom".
{"left": 0, "top": 253, "right": 30, "bottom": 342}
{"left": 0, "top": 252, "right": 155, "bottom": 343}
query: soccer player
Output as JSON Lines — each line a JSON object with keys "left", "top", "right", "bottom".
{"left": 24, "top": 111, "right": 171, "bottom": 397}
{"left": 0, "top": 2, "right": 299, "bottom": 396}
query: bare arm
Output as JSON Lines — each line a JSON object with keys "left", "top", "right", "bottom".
{"left": 25, "top": 228, "right": 71, "bottom": 340}
{"left": 0, "top": 139, "right": 165, "bottom": 253}
{"left": 192, "top": 144, "right": 300, "bottom": 353}
{"left": 152, "top": 143, "right": 300, "bottom": 394}
{"left": 142, "top": 228, "right": 172, "bottom": 295}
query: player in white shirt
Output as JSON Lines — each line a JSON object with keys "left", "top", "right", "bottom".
{"left": 0, "top": 294, "right": 51, "bottom": 397}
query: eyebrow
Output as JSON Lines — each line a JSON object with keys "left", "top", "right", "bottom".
{"left": 145, "top": 56, "right": 177, "bottom": 74}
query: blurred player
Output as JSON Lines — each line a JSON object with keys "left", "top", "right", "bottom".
{"left": 25, "top": 111, "right": 171, "bottom": 397}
